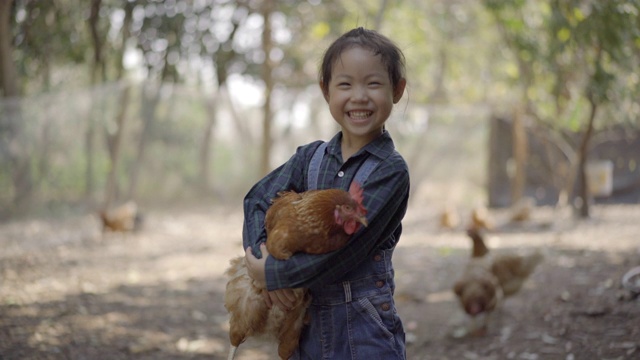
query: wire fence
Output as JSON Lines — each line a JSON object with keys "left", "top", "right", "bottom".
{"left": 0, "top": 80, "right": 495, "bottom": 220}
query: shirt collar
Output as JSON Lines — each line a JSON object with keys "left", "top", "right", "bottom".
{"left": 326, "top": 130, "right": 395, "bottom": 161}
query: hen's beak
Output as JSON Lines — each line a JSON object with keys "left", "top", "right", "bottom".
{"left": 357, "top": 215, "right": 368, "bottom": 227}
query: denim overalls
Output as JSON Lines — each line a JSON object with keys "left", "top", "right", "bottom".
{"left": 292, "top": 142, "right": 406, "bottom": 359}
{"left": 293, "top": 248, "right": 406, "bottom": 359}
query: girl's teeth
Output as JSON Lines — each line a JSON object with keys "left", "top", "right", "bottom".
{"left": 350, "top": 111, "right": 371, "bottom": 118}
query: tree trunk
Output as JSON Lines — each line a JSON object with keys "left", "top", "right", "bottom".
{"left": 127, "top": 45, "right": 174, "bottom": 200}
{"left": 0, "top": 0, "right": 18, "bottom": 98}
{"left": 85, "top": 0, "right": 104, "bottom": 199}
{"left": 103, "top": 84, "right": 131, "bottom": 209}
{"left": 199, "top": 93, "right": 218, "bottom": 193}
{"left": 88, "top": 0, "right": 105, "bottom": 82}
{"left": 575, "top": 94, "right": 598, "bottom": 218}
{"left": 373, "top": 0, "right": 388, "bottom": 31}
{"left": 126, "top": 82, "right": 161, "bottom": 200}
{"left": 511, "top": 106, "right": 528, "bottom": 204}
{"left": 260, "top": 0, "right": 275, "bottom": 176}
{"left": 99, "top": 2, "right": 133, "bottom": 207}
{"left": 223, "top": 85, "right": 252, "bottom": 152}
{"left": 0, "top": 0, "right": 32, "bottom": 214}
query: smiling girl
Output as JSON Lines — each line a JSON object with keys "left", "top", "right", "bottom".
{"left": 244, "top": 27, "right": 410, "bottom": 359}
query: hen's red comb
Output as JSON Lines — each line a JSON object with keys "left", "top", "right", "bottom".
{"left": 348, "top": 181, "right": 367, "bottom": 213}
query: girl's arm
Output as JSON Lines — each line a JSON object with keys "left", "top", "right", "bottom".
{"left": 242, "top": 142, "right": 321, "bottom": 256}
{"left": 263, "top": 160, "right": 410, "bottom": 291}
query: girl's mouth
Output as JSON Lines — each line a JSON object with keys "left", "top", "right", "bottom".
{"left": 348, "top": 111, "right": 372, "bottom": 119}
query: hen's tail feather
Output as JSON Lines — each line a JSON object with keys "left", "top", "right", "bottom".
{"left": 227, "top": 345, "right": 237, "bottom": 360}
{"left": 467, "top": 227, "right": 489, "bottom": 258}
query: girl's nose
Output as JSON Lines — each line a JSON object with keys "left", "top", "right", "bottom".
{"left": 351, "top": 85, "right": 368, "bottom": 102}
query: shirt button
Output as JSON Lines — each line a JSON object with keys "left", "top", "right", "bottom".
{"left": 381, "top": 303, "right": 391, "bottom": 311}
{"left": 376, "top": 280, "right": 385, "bottom": 288}
{"left": 338, "top": 171, "right": 344, "bottom": 177}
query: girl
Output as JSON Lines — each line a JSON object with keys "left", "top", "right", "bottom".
{"left": 244, "top": 27, "right": 409, "bottom": 359}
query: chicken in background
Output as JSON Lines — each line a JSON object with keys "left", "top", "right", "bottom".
{"left": 224, "top": 182, "right": 368, "bottom": 360}
{"left": 439, "top": 204, "right": 460, "bottom": 230}
{"left": 452, "top": 227, "right": 501, "bottom": 336}
{"left": 452, "top": 227, "right": 543, "bottom": 337}
{"left": 509, "top": 196, "right": 536, "bottom": 223}
{"left": 99, "top": 201, "right": 143, "bottom": 232}
{"left": 470, "top": 205, "right": 494, "bottom": 231}
{"left": 491, "top": 250, "right": 544, "bottom": 297}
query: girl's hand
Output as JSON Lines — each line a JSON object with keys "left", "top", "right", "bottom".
{"left": 262, "top": 288, "right": 297, "bottom": 311}
{"left": 245, "top": 244, "right": 268, "bottom": 288}
{"left": 245, "top": 243, "right": 297, "bottom": 311}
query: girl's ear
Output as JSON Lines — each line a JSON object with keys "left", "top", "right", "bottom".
{"left": 319, "top": 80, "right": 330, "bottom": 103}
{"left": 393, "top": 78, "right": 407, "bottom": 104}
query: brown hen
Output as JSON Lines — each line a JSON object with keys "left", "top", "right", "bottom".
{"left": 452, "top": 227, "right": 543, "bottom": 336}
{"left": 99, "top": 201, "right": 142, "bottom": 232}
{"left": 224, "top": 182, "right": 367, "bottom": 360}
{"left": 470, "top": 206, "right": 494, "bottom": 231}
{"left": 439, "top": 204, "right": 460, "bottom": 230}
{"left": 452, "top": 228, "right": 501, "bottom": 336}
{"left": 264, "top": 183, "right": 367, "bottom": 259}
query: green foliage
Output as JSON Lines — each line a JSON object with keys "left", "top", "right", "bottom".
{"left": 4, "top": 0, "right": 639, "bottom": 215}
{"left": 12, "top": 0, "right": 91, "bottom": 92}
{"left": 555, "top": 0, "right": 640, "bottom": 104}
{"left": 482, "top": 0, "right": 640, "bottom": 130}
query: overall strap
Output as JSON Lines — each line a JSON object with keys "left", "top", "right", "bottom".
{"left": 353, "top": 156, "right": 380, "bottom": 186}
{"left": 307, "top": 142, "right": 328, "bottom": 190}
{"left": 307, "top": 141, "right": 382, "bottom": 190}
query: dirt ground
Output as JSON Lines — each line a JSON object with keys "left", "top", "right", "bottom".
{"left": 1, "top": 202, "right": 639, "bottom": 360}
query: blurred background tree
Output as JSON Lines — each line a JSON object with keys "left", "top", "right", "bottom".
{"left": 483, "top": 0, "right": 640, "bottom": 217}
{"left": 0, "top": 0, "right": 638, "bottom": 220}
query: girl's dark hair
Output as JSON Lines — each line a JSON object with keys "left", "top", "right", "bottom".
{"left": 319, "top": 27, "right": 406, "bottom": 94}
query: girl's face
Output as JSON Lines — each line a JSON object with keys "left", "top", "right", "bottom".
{"left": 323, "top": 46, "right": 405, "bottom": 143}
